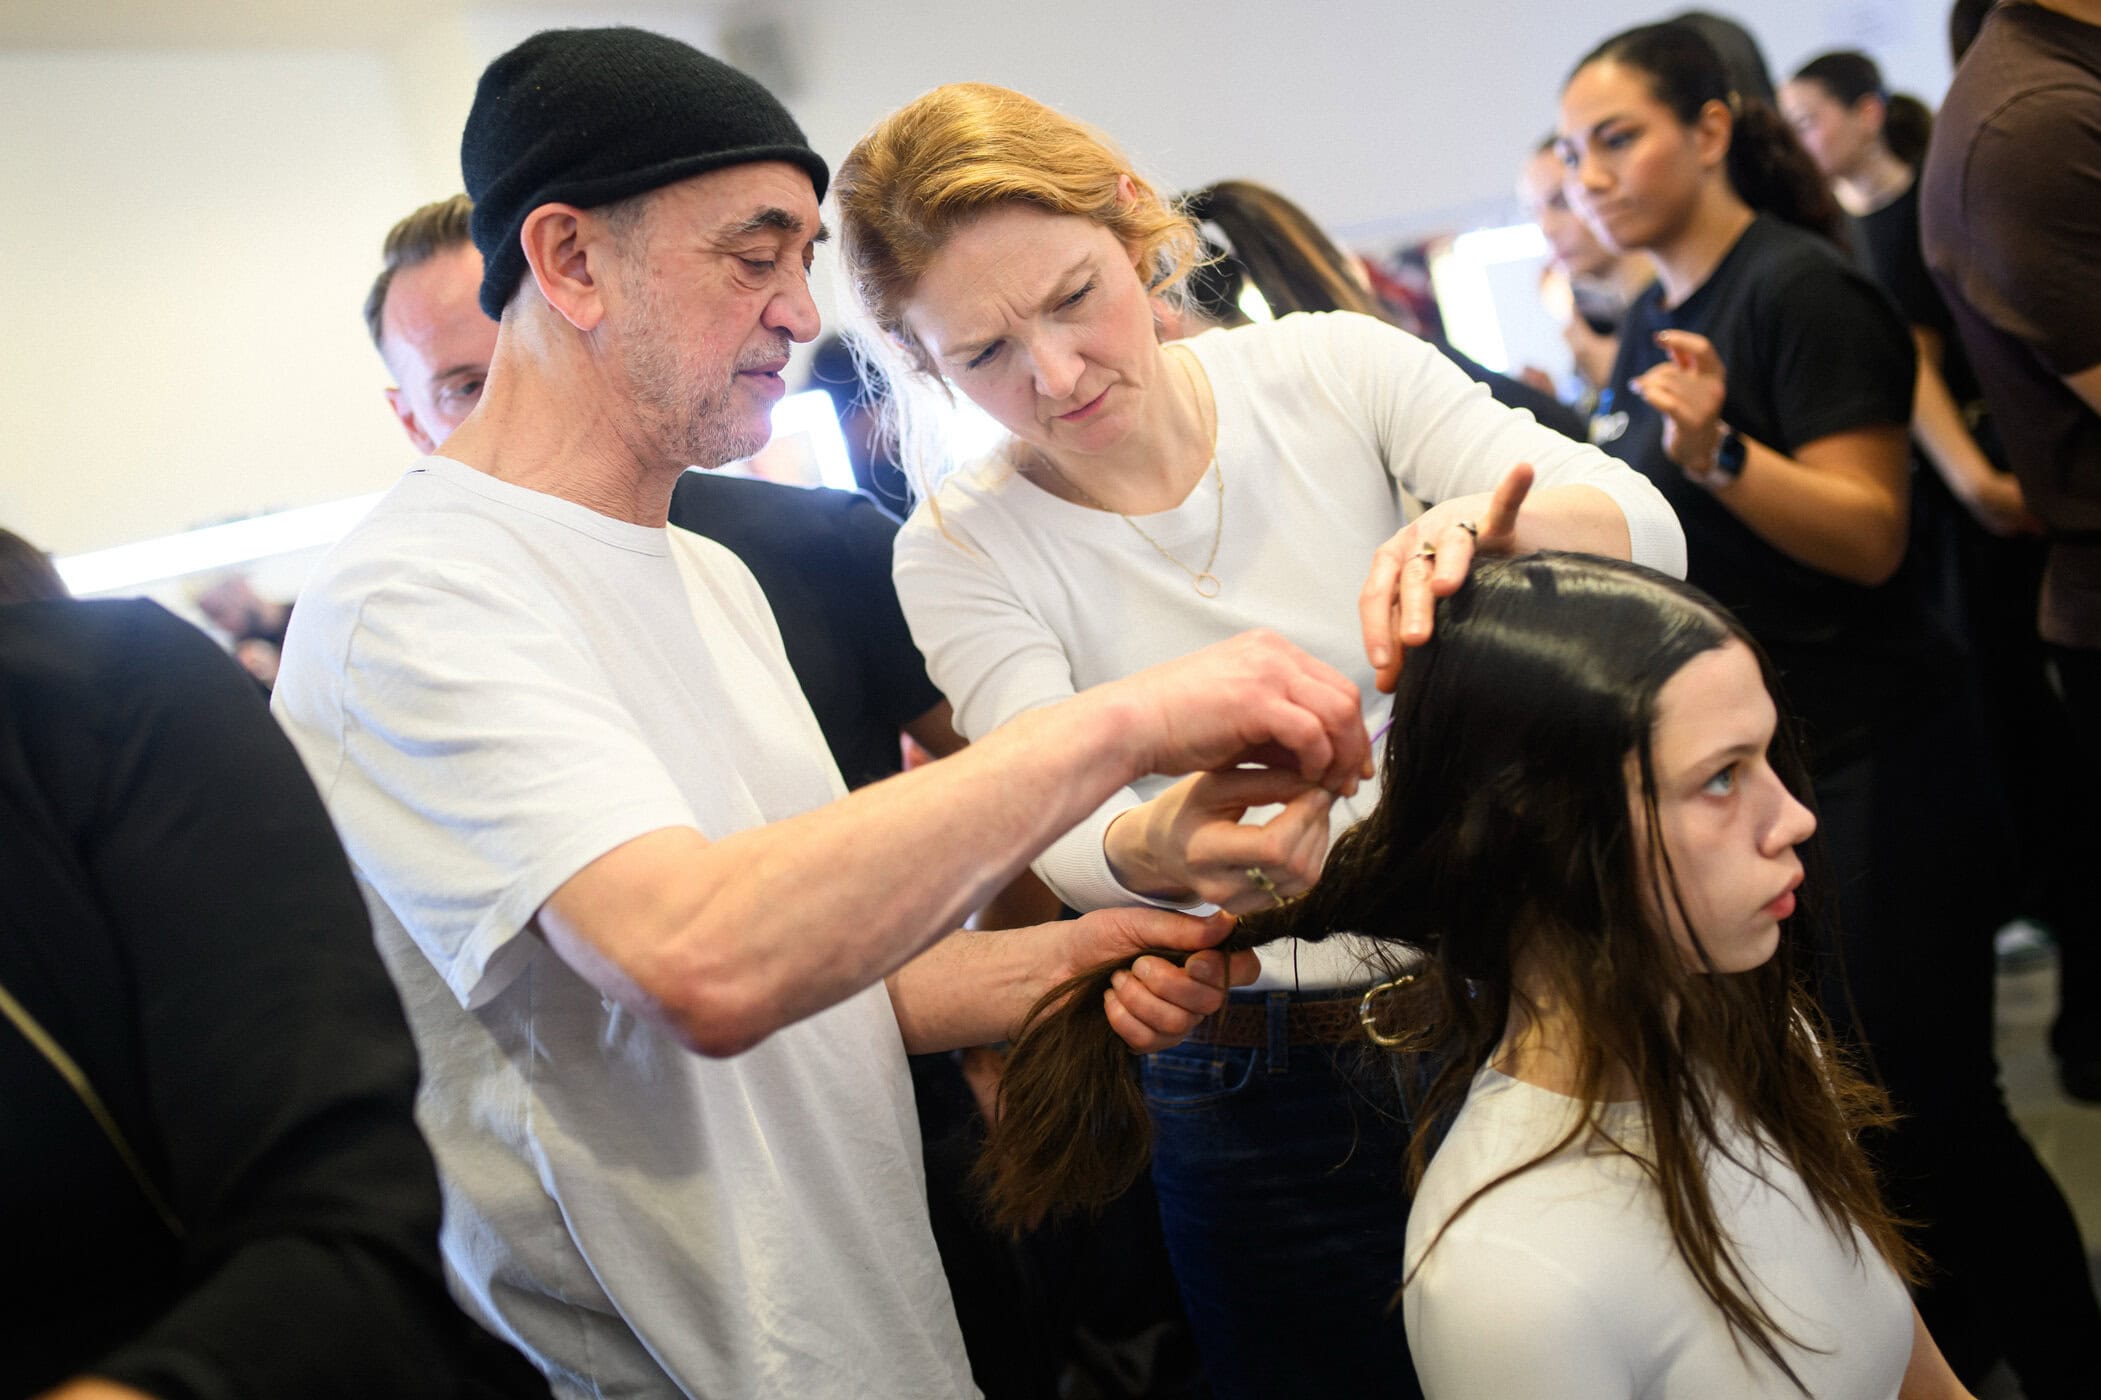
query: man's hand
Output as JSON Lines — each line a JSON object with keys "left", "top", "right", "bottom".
{"left": 1101, "top": 630, "right": 1371, "bottom": 794}
{"left": 1359, "top": 463, "right": 1532, "bottom": 692}
{"left": 1104, "top": 768, "right": 1336, "bottom": 910}
{"left": 1066, "top": 907, "right": 1259, "bottom": 1053}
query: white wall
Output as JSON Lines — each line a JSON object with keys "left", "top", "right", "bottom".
{"left": 0, "top": 0, "right": 1954, "bottom": 562}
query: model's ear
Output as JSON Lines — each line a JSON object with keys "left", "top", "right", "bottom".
{"left": 518, "top": 201, "right": 618, "bottom": 333}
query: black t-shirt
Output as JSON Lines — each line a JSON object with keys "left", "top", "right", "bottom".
{"left": 668, "top": 472, "right": 944, "bottom": 790}
{"left": 1596, "top": 215, "right": 1935, "bottom": 764}
{"left": 0, "top": 600, "right": 535, "bottom": 1399}
{"left": 1853, "top": 181, "right": 1976, "bottom": 403}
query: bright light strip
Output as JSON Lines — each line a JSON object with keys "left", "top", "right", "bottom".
{"left": 56, "top": 492, "right": 385, "bottom": 597}
{"left": 1451, "top": 222, "right": 1550, "bottom": 264}
{"left": 56, "top": 391, "right": 864, "bottom": 597}
{"left": 1236, "top": 281, "right": 1275, "bottom": 324}
{"left": 943, "top": 397, "right": 1009, "bottom": 465}
{"left": 1430, "top": 221, "right": 1553, "bottom": 374}
{"left": 770, "top": 388, "right": 857, "bottom": 492}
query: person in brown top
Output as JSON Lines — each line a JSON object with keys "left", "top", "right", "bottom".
{"left": 1920, "top": 0, "right": 2101, "bottom": 1106}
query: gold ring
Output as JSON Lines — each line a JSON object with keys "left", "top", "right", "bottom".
{"left": 1413, "top": 544, "right": 1437, "bottom": 564}
{"left": 1457, "top": 520, "right": 1479, "bottom": 540}
{"left": 1244, "top": 866, "right": 1284, "bottom": 906}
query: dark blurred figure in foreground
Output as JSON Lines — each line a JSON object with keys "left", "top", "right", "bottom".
{"left": 1, "top": 592, "right": 546, "bottom": 1399}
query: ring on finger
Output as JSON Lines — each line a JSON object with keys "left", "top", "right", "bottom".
{"left": 1456, "top": 520, "right": 1479, "bottom": 540}
{"left": 1412, "top": 543, "right": 1438, "bottom": 564}
{"left": 1244, "top": 865, "right": 1285, "bottom": 907}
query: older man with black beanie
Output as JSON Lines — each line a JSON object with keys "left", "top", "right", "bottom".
{"left": 272, "top": 25, "right": 1370, "bottom": 1400}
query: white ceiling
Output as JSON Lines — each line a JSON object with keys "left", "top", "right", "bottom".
{"left": 0, "top": 0, "right": 677, "bottom": 49}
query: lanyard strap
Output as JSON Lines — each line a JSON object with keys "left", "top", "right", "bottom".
{"left": 0, "top": 976, "right": 187, "bottom": 1240}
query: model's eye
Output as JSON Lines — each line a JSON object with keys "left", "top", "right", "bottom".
{"left": 966, "top": 342, "right": 1002, "bottom": 370}
{"left": 1603, "top": 129, "right": 1637, "bottom": 151}
{"left": 1703, "top": 764, "right": 1738, "bottom": 797}
{"left": 740, "top": 258, "right": 776, "bottom": 275}
{"left": 1060, "top": 279, "right": 1096, "bottom": 310}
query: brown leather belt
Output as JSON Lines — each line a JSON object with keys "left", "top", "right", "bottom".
{"left": 1184, "top": 980, "right": 1435, "bottom": 1049}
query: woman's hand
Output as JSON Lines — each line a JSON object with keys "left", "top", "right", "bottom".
{"left": 1359, "top": 463, "right": 1532, "bottom": 692}
{"left": 1065, "top": 907, "right": 1260, "bottom": 1053}
{"left": 1105, "top": 768, "right": 1337, "bottom": 912}
{"left": 1630, "top": 328, "right": 1729, "bottom": 477}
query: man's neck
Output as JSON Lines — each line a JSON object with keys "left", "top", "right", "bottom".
{"left": 441, "top": 318, "right": 684, "bottom": 528}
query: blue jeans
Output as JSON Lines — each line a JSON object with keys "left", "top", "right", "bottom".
{"left": 1142, "top": 989, "right": 1422, "bottom": 1400}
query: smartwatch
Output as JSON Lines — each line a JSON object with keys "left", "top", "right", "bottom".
{"left": 1692, "top": 422, "right": 1746, "bottom": 491}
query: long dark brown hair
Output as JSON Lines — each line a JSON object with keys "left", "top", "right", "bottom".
{"left": 1576, "top": 21, "right": 1846, "bottom": 245}
{"left": 1177, "top": 180, "right": 1392, "bottom": 328}
{"left": 984, "top": 553, "right": 1916, "bottom": 1389}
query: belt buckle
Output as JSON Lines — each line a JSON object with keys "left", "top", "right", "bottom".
{"left": 1358, "top": 974, "right": 1430, "bottom": 1050}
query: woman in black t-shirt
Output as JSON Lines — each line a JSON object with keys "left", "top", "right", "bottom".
{"left": 1780, "top": 52, "right": 2032, "bottom": 542}
{"left": 1781, "top": 53, "right": 2075, "bottom": 1009}
{"left": 1558, "top": 21, "right": 2101, "bottom": 1396}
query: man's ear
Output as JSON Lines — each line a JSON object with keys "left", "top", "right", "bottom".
{"left": 384, "top": 386, "right": 436, "bottom": 455}
{"left": 519, "top": 202, "right": 615, "bottom": 333}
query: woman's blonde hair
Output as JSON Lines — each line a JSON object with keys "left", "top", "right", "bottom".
{"left": 834, "top": 83, "right": 1201, "bottom": 502}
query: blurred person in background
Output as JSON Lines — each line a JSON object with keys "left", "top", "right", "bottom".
{"left": 1782, "top": 50, "right": 2069, "bottom": 1015}
{"left": 1170, "top": 178, "right": 1590, "bottom": 441}
{"left": 1516, "top": 137, "right": 1655, "bottom": 409}
{"left": 1923, "top": 0, "right": 2101, "bottom": 1119}
{"left": 193, "top": 574, "right": 292, "bottom": 690}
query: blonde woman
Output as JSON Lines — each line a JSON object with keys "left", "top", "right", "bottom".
{"left": 835, "top": 83, "right": 1684, "bottom": 1396}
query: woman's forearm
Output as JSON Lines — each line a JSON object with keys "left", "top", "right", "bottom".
{"left": 1709, "top": 429, "right": 1911, "bottom": 587}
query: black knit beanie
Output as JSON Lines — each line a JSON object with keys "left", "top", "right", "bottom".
{"left": 462, "top": 26, "right": 831, "bottom": 318}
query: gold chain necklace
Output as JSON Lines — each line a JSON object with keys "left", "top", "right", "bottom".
{"left": 1032, "top": 353, "right": 1226, "bottom": 599}
{"left": 1039, "top": 454, "right": 1225, "bottom": 598}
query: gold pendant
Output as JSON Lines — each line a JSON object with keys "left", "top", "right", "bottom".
{"left": 1192, "top": 572, "right": 1222, "bottom": 599}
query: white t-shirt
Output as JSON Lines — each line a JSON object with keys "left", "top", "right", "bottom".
{"left": 272, "top": 457, "right": 975, "bottom": 1400}
{"left": 894, "top": 312, "right": 1686, "bottom": 989}
{"left": 1403, "top": 1066, "right": 1914, "bottom": 1399}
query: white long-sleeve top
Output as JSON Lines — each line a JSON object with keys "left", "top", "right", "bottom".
{"left": 893, "top": 312, "right": 1686, "bottom": 989}
{"left": 1403, "top": 1067, "right": 1913, "bottom": 1398}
